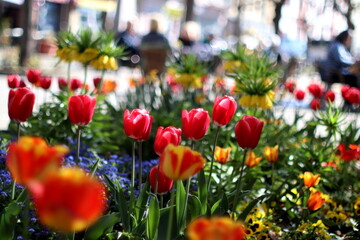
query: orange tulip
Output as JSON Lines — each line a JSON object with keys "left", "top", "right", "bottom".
{"left": 263, "top": 145, "right": 278, "bottom": 163}
{"left": 159, "top": 144, "right": 206, "bottom": 180}
{"left": 214, "top": 146, "right": 231, "bottom": 164}
{"left": 29, "top": 167, "right": 107, "bottom": 233}
{"left": 307, "top": 190, "right": 325, "bottom": 211}
{"left": 6, "top": 137, "right": 68, "bottom": 186}
{"left": 186, "top": 217, "right": 246, "bottom": 240}
{"left": 245, "top": 151, "right": 262, "bottom": 168}
{"left": 303, "top": 172, "right": 320, "bottom": 188}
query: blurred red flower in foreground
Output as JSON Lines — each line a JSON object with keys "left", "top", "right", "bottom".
{"left": 160, "top": 144, "right": 206, "bottom": 180}
{"left": 284, "top": 81, "right": 296, "bottom": 93}
{"left": 29, "top": 167, "right": 107, "bottom": 233}
{"left": 325, "top": 90, "right": 335, "bottom": 102}
{"left": 7, "top": 74, "right": 21, "bottom": 88}
{"left": 310, "top": 99, "right": 321, "bottom": 110}
{"left": 70, "top": 78, "right": 82, "bottom": 91}
{"left": 26, "top": 68, "right": 42, "bottom": 84}
{"left": 349, "top": 144, "right": 360, "bottom": 160}
{"left": 186, "top": 217, "right": 246, "bottom": 240}
{"left": 6, "top": 136, "right": 68, "bottom": 186}
{"left": 307, "top": 83, "right": 323, "bottom": 98}
{"left": 39, "top": 76, "right": 52, "bottom": 90}
{"left": 294, "top": 89, "right": 305, "bottom": 100}
{"left": 58, "top": 77, "right": 68, "bottom": 90}
{"left": 307, "top": 190, "right": 326, "bottom": 211}
{"left": 149, "top": 165, "right": 173, "bottom": 194}
{"left": 8, "top": 87, "right": 35, "bottom": 122}
{"left": 344, "top": 87, "right": 360, "bottom": 105}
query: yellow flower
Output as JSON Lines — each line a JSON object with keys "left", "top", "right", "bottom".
{"left": 214, "top": 146, "right": 231, "bottom": 164}
{"left": 91, "top": 56, "right": 118, "bottom": 70}
{"left": 245, "top": 151, "right": 262, "bottom": 168}
{"left": 263, "top": 145, "right": 278, "bottom": 163}
{"left": 105, "top": 57, "right": 118, "bottom": 70}
{"left": 167, "top": 68, "right": 176, "bottom": 76}
{"left": 56, "top": 47, "right": 77, "bottom": 62}
{"left": 175, "top": 73, "right": 202, "bottom": 88}
{"left": 223, "top": 60, "right": 242, "bottom": 72}
{"left": 239, "top": 91, "right": 274, "bottom": 109}
{"left": 77, "top": 48, "right": 99, "bottom": 63}
{"left": 301, "top": 172, "right": 321, "bottom": 188}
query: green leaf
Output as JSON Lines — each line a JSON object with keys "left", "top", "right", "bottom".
{"left": 197, "top": 170, "right": 207, "bottom": 214}
{"left": 188, "top": 195, "right": 202, "bottom": 221}
{"left": 84, "top": 213, "right": 121, "bottom": 240}
{"left": 176, "top": 181, "right": 186, "bottom": 230}
{"left": 114, "top": 182, "right": 131, "bottom": 232}
{"left": 0, "top": 202, "right": 22, "bottom": 240}
{"left": 211, "top": 193, "right": 229, "bottom": 215}
{"left": 146, "top": 196, "right": 160, "bottom": 240}
{"left": 238, "top": 195, "right": 267, "bottom": 221}
{"left": 135, "top": 180, "right": 150, "bottom": 223}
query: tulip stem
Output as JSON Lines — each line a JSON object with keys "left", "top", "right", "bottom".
{"left": 22, "top": 191, "right": 29, "bottom": 240}
{"left": 166, "top": 183, "right": 176, "bottom": 240}
{"left": 81, "top": 64, "right": 88, "bottom": 94}
{"left": 181, "top": 177, "right": 191, "bottom": 231}
{"left": 233, "top": 149, "right": 248, "bottom": 213}
{"left": 131, "top": 140, "right": 136, "bottom": 191}
{"left": 11, "top": 179, "right": 16, "bottom": 200}
{"left": 155, "top": 165, "right": 159, "bottom": 194}
{"left": 271, "top": 162, "right": 275, "bottom": 192}
{"left": 138, "top": 141, "right": 143, "bottom": 190}
{"left": 160, "top": 195, "right": 164, "bottom": 208}
{"left": 67, "top": 62, "right": 71, "bottom": 86}
{"left": 207, "top": 125, "right": 220, "bottom": 193}
{"left": 98, "top": 69, "right": 106, "bottom": 95}
{"left": 17, "top": 122, "right": 21, "bottom": 140}
{"left": 76, "top": 127, "right": 81, "bottom": 165}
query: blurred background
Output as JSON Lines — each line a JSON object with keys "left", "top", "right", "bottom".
{"left": 1, "top": 0, "right": 360, "bottom": 72}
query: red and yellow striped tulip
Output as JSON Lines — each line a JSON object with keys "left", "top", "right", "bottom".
{"left": 6, "top": 136, "right": 68, "bottom": 186}
{"left": 245, "top": 151, "right": 262, "bottom": 168}
{"left": 214, "top": 146, "right": 231, "bottom": 164}
{"left": 29, "top": 167, "right": 107, "bottom": 233}
{"left": 307, "top": 190, "right": 326, "bottom": 211}
{"left": 159, "top": 144, "right": 206, "bottom": 180}
{"left": 263, "top": 145, "right": 279, "bottom": 163}
{"left": 302, "top": 172, "right": 321, "bottom": 188}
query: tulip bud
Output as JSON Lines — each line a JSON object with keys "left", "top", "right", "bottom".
{"left": 149, "top": 165, "right": 173, "bottom": 194}
{"left": 70, "top": 78, "right": 82, "bottom": 91}
{"left": 26, "top": 68, "right": 42, "bottom": 84}
{"left": 212, "top": 95, "right": 237, "bottom": 126}
{"left": 294, "top": 89, "right": 305, "bottom": 100}
{"left": 7, "top": 74, "right": 21, "bottom": 88}
{"left": 307, "top": 83, "right": 323, "bottom": 99}
{"left": 325, "top": 90, "right": 335, "bottom": 102}
{"left": 154, "top": 126, "right": 182, "bottom": 155}
{"left": 310, "top": 99, "right": 321, "bottom": 110}
{"left": 39, "top": 76, "right": 52, "bottom": 90}
{"left": 182, "top": 108, "right": 210, "bottom": 141}
{"left": 68, "top": 95, "right": 96, "bottom": 126}
{"left": 307, "top": 190, "right": 325, "bottom": 211}
{"left": 93, "top": 77, "right": 101, "bottom": 88}
{"left": 58, "top": 77, "right": 68, "bottom": 90}
{"left": 8, "top": 88, "right": 35, "bottom": 122}
{"left": 123, "top": 109, "right": 153, "bottom": 141}
{"left": 235, "top": 115, "right": 264, "bottom": 149}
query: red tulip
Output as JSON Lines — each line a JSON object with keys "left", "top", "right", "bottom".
{"left": 29, "top": 167, "right": 107, "bottom": 233}
{"left": 58, "top": 77, "right": 68, "bottom": 90}
{"left": 338, "top": 144, "right": 356, "bottom": 162}
{"left": 341, "top": 85, "right": 350, "bottom": 99}
{"left": 294, "top": 89, "right": 305, "bottom": 100}
{"left": 182, "top": 108, "right": 210, "bottom": 140}
{"left": 68, "top": 95, "right": 96, "bottom": 126}
{"left": 6, "top": 136, "right": 68, "bottom": 186}
{"left": 149, "top": 165, "right": 173, "bottom": 194}
{"left": 307, "top": 83, "right": 323, "bottom": 98}
{"left": 93, "top": 77, "right": 101, "bottom": 88}
{"left": 325, "top": 90, "right": 335, "bottom": 102}
{"left": 26, "top": 68, "right": 42, "bottom": 84}
{"left": 7, "top": 74, "right": 21, "bottom": 88}
{"left": 344, "top": 87, "right": 360, "bottom": 104}
{"left": 123, "top": 109, "right": 153, "bottom": 141}
{"left": 284, "top": 81, "right": 296, "bottom": 93}
{"left": 212, "top": 95, "right": 237, "bottom": 126}
{"left": 8, "top": 87, "right": 35, "bottom": 122}
{"left": 70, "top": 78, "right": 82, "bottom": 91}
{"left": 310, "top": 99, "right": 321, "bottom": 110}
{"left": 235, "top": 115, "right": 264, "bottom": 149}
{"left": 19, "top": 80, "right": 27, "bottom": 88}
{"left": 154, "top": 126, "right": 182, "bottom": 155}
{"left": 307, "top": 190, "right": 325, "bottom": 211}
{"left": 39, "top": 76, "right": 52, "bottom": 90}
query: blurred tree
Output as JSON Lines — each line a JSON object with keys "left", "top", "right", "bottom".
{"left": 272, "top": 0, "right": 286, "bottom": 35}
{"left": 185, "top": 0, "right": 194, "bottom": 21}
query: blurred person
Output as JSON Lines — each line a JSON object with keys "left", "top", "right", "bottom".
{"left": 139, "top": 19, "right": 171, "bottom": 75}
{"left": 321, "top": 30, "right": 359, "bottom": 87}
{"left": 115, "top": 21, "right": 141, "bottom": 68}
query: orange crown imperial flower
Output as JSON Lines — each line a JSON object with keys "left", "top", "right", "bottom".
{"left": 6, "top": 136, "right": 68, "bottom": 186}
{"left": 245, "top": 151, "right": 262, "bottom": 168}
{"left": 302, "top": 172, "right": 321, "bottom": 188}
{"left": 307, "top": 190, "right": 326, "bottom": 211}
{"left": 29, "top": 167, "right": 107, "bottom": 233}
{"left": 186, "top": 216, "right": 246, "bottom": 240}
{"left": 159, "top": 144, "right": 206, "bottom": 180}
{"left": 263, "top": 145, "right": 279, "bottom": 163}
{"left": 214, "top": 146, "right": 232, "bottom": 164}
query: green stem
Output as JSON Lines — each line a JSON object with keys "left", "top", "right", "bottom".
{"left": 131, "top": 140, "right": 136, "bottom": 190}
{"left": 207, "top": 125, "right": 220, "bottom": 192}
{"left": 160, "top": 195, "right": 164, "bottom": 209}
{"left": 98, "top": 69, "right": 106, "bottom": 94}
{"left": 22, "top": 191, "right": 29, "bottom": 240}
{"left": 76, "top": 127, "right": 81, "bottom": 166}
{"left": 138, "top": 141, "right": 143, "bottom": 190}
{"left": 232, "top": 149, "right": 248, "bottom": 213}
{"left": 181, "top": 177, "right": 191, "bottom": 230}
{"left": 166, "top": 183, "right": 176, "bottom": 240}
{"left": 271, "top": 162, "right": 275, "bottom": 192}
{"left": 17, "top": 122, "right": 21, "bottom": 140}
{"left": 67, "top": 62, "right": 71, "bottom": 86}
{"left": 155, "top": 165, "right": 159, "bottom": 194}
{"left": 11, "top": 179, "right": 16, "bottom": 200}
{"left": 81, "top": 64, "right": 88, "bottom": 94}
